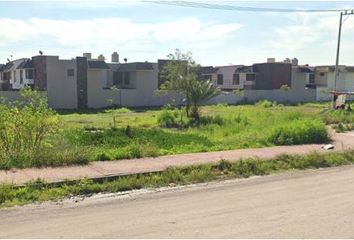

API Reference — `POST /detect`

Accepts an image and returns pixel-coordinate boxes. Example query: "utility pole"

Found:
[332,10,353,109]
[334,11,343,92]
[334,10,354,92]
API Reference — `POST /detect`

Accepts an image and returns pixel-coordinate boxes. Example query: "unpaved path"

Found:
[1,165,354,238]
[0,131,353,185]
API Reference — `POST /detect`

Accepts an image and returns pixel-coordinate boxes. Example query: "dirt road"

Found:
[1,165,354,238]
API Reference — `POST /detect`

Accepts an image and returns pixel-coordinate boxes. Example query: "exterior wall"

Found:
[46,56,78,109]
[213,65,242,90]
[0,90,47,102]
[208,88,316,105]
[32,56,47,90]
[343,72,354,92]
[316,86,331,101]
[76,57,88,108]
[87,63,182,108]
[253,63,292,90]
[0,90,23,102]
[87,69,117,108]
[314,66,354,101]
[10,69,34,89]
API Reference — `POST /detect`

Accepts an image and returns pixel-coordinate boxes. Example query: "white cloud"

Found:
[265,11,354,64]
[0,17,242,60]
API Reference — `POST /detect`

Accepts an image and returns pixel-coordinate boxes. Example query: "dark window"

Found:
[246,73,256,81]
[320,72,325,77]
[67,69,75,77]
[26,69,34,79]
[309,73,315,84]
[3,72,11,81]
[20,70,23,84]
[217,74,223,85]
[13,71,16,82]
[113,72,123,85]
[124,72,130,85]
[233,74,240,85]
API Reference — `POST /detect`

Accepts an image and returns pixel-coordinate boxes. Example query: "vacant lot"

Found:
[1,100,354,169]
[58,101,352,161]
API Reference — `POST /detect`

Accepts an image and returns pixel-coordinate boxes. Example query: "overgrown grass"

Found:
[57,104,333,162]
[320,107,354,132]
[1,150,354,208]
[0,102,351,169]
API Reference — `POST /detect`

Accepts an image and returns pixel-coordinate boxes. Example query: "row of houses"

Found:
[0,52,353,109]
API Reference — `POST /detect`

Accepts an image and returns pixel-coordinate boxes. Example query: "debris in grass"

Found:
[322,144,335,150]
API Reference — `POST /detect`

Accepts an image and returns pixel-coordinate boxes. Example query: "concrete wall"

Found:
[46,56,78,109]
[208,88,316,105]
[0,90,23,102]
[0,90,47,102]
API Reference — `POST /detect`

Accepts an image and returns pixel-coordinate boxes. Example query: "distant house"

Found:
[314,65,354,101]
[235,62,292,90]
[1,53,353,108]
[0,58,35,90]
[0,53,166,109]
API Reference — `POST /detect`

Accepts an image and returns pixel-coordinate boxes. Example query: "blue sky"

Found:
[1,1,354,66]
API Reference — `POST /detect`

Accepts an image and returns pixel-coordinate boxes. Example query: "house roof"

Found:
[235,65,253,73]
[117,62,154,71]
[298,67,313,73]
[1,62,14,71]
[345,66,354,72]
[199,66,217,75]
[1,58,30,72]
[17,59,34,69]
[87,60,110,69]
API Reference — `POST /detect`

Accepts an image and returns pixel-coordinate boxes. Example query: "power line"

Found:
[144,0,352,13]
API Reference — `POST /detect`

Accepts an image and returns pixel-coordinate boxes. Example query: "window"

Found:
[113,72,123,85]
[233,74,240,85]
[320,72,325,77]
[246,73,256,81]
[67,69,75,77]
[309,73,315,84]
[13,71,16,82]
[124,72,130,85]
[20,70,23,84]
[217,74,223,85]
[26,69,34,79]
[3,72,11,81]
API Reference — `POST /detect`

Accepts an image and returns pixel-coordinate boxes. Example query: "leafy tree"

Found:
[160,49,220,121]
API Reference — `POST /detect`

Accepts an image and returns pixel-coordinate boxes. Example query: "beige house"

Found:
[0,53,177,109]
[1,54,353,108]
[314,66,354,101]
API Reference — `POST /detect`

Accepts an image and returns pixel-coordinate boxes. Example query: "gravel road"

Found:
[1,165,354,238]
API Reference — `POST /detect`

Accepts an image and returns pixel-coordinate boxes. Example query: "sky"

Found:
[0,0,354,66]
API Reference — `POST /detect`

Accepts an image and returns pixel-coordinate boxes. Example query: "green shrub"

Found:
[95,152,111,161]
[268,119,329,145]
[256,100,277,108]
[0,88,60,169]
[199,115,224,126]
[157,108,180,128]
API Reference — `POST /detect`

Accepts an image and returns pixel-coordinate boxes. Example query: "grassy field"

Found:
[57,101,348,162]
[1,150,354,208]
[1,100,353,169]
